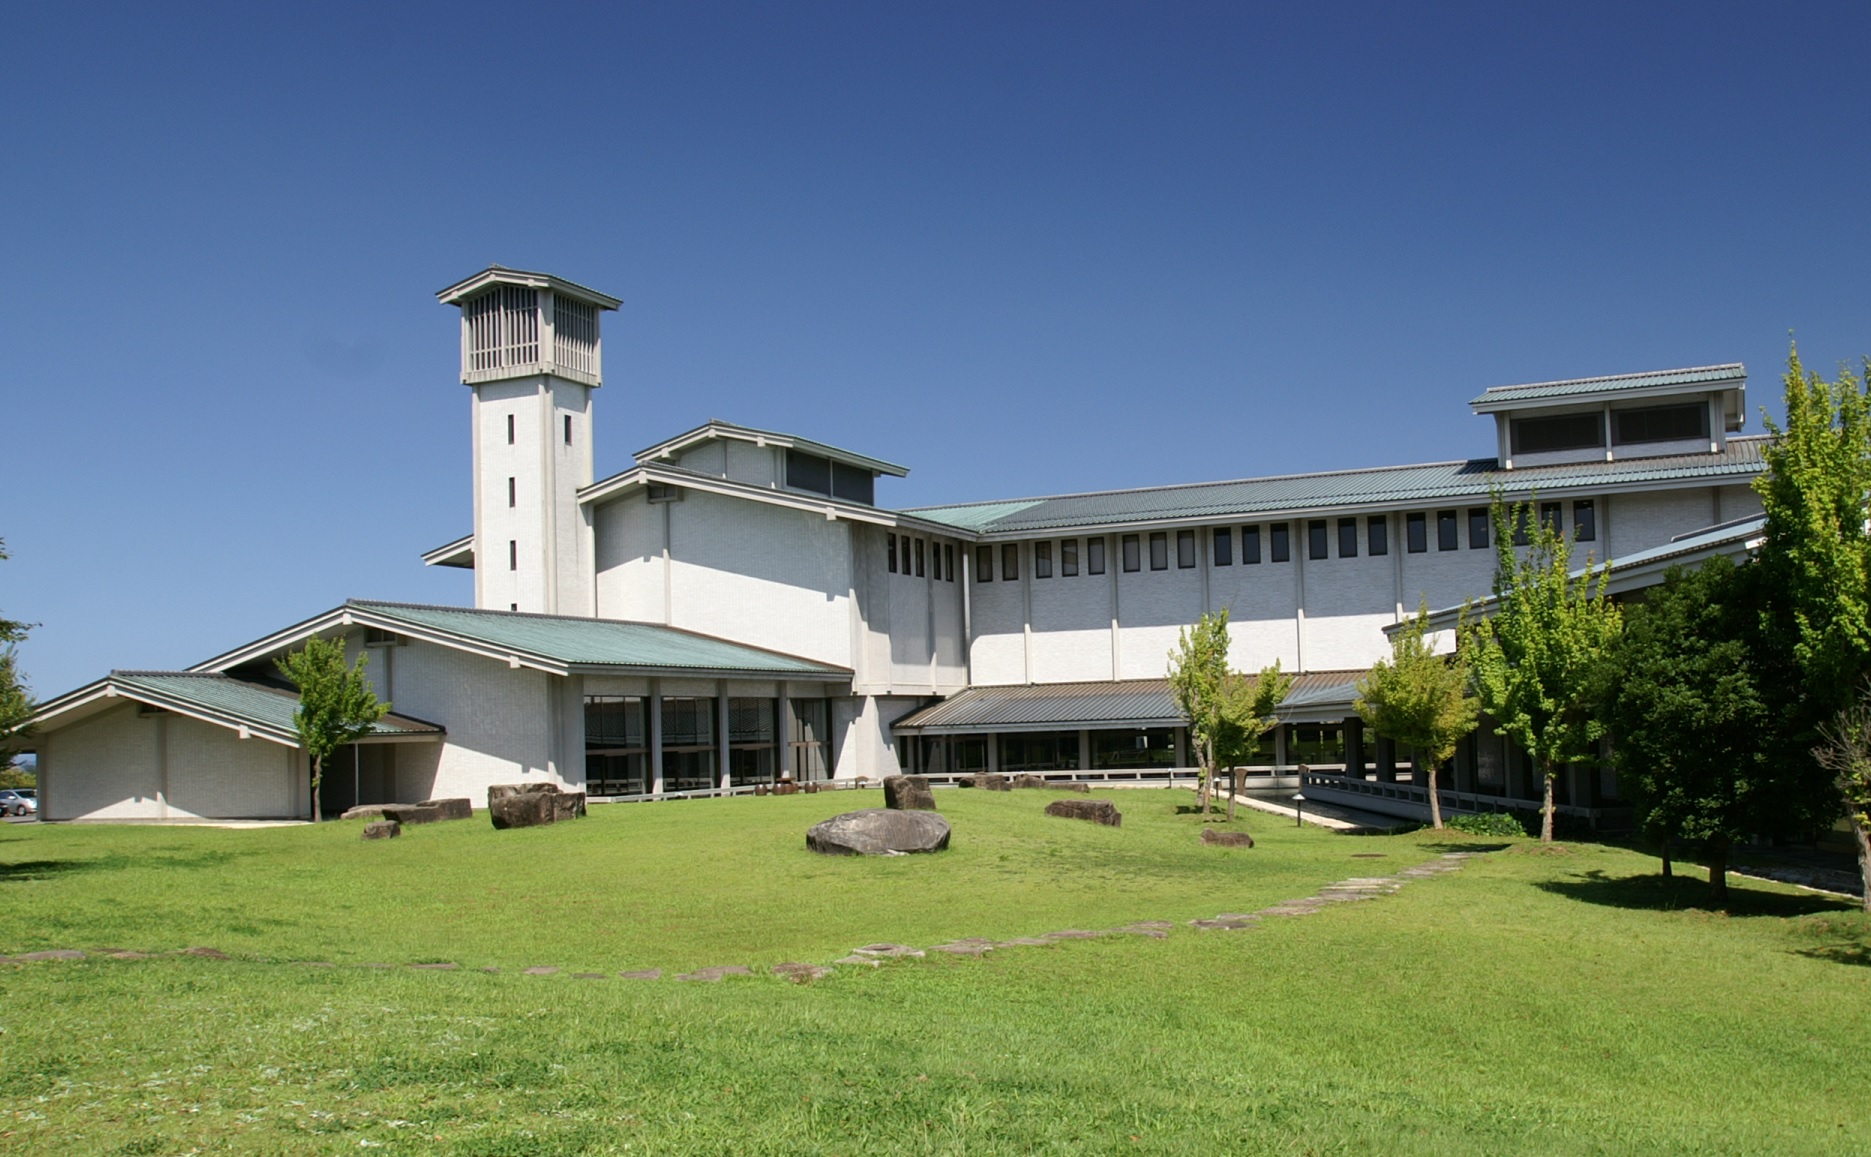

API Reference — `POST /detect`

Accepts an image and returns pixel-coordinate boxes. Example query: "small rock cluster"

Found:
[488,783,587,829]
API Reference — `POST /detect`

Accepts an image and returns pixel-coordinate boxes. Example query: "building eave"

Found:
[435,265,621,310]
[631,420,910,478]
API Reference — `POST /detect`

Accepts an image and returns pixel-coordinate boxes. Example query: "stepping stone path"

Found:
[0,852,1486,983]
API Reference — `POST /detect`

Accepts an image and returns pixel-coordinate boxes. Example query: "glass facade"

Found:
[660,697,717,792]
[585,695,650,796]
[1091,728,1175,770]
[999,731,1079,773]
[727,697,776,786]
[1287,723,1345,766]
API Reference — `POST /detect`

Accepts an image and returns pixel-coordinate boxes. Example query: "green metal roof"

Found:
[349,601,849,677]
[110,672,441,741]
[1469,363,1744,407]
[901,438,1767,537]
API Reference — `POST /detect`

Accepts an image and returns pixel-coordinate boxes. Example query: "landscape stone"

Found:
[489,784,587,829]
[9,949,85,961]
[417,797,473,821]
[852,943,925,958]
[806,809,950,856]
[931,942,993,956]
[523,966,560,976]
[1012,773,1048,789]
[1053,781,1092,793]
[340,804,391,821]
[834,955,883,967]
[1040,930,1105,941]
[179,946,229,959]
[410,962,458,970]
[619,969,662,980]
[771,962,834,981]
[676,965,754,982]
[381,803,446,826]
[969,773,1011,791]
[362,820,401,840]
[488,782,559,803]
[1200,828,1254,848]
[882,774,937,811]
[1044,798,1122,826]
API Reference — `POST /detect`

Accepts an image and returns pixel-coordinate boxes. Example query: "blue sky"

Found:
[3,1,1868,696]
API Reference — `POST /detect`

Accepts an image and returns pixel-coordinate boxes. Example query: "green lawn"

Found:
[1,788,1866,1155]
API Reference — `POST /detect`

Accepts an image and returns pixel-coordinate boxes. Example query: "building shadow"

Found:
[0,859,98,882]
[1535,869,1847,918]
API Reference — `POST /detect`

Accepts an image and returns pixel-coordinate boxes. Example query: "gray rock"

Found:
[362,820,401,840]
[676,965,753,982]
[806,809,950,856]
[340,804,391,821]
[771,962,834,981]
[417,797,473,821]
[969,773,1011,791]
[523,966,560,976]
[851,943,925,958]
[1053,781,1092,793]
[380,804,444,826]
[1200,828,1254,848]
[490,785,587,829]
[1012,773,1048,789]
[882,775,937,811]
[410,962,458,970]
[488,782,561,803]
[7,949,85,962]
[619,969,662,980]
[1044,798,1122,827]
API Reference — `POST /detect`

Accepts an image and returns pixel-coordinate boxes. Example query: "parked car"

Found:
[0,789,36,816]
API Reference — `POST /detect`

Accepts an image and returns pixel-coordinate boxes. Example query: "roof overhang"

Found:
[435,266,621,310]
[23,675,443,751]
[421,535,475,569]
[578,463,969,538]
[633,421,909,478]
[1470,365,1746,416]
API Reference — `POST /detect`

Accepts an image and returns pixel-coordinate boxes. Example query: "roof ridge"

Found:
[1480,363,1744,396]
[113,669,232,679]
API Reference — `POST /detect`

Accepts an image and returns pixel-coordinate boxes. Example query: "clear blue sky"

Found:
[3,1,1868,696]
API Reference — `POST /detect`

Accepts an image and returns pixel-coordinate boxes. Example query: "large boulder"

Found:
[341,804,391,821]
[1012,773,1049,789]
[969,773,1011,791]
[883,775,937,811]
[419,797,473,821]
[489,783,587,829]
[806,809,950,856]
[1044,799,1122,827]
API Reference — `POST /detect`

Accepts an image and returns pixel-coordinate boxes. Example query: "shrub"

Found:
[1447,811,1529,837]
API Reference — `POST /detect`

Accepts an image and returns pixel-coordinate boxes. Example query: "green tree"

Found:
[1811,694,1871,913]
[1598,558,1791,907]
[276,637,389,822]
[1355,603,1478,830]
[1214,663,1294,822]
[0,539,35,773]
[1462,494,1622,843]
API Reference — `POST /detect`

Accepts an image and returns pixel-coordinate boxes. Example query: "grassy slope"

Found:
[0,793,1867,1155]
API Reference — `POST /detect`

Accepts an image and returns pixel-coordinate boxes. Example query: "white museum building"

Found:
[25,267,1769,825]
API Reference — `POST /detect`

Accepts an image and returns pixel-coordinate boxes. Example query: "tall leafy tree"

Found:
[1169,610,1292,817]
[1356,603,1478,830]
[276,637,389,822]
[1214,663,1293,822]
[1812,696,1871,914]
[1462,494,1621,843]
[1598,558,1787,907]
[0,539,35,773]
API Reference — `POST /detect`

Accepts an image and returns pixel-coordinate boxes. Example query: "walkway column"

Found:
[1344,718,1365,780]
[1078,729,1091,772]
[776,685,793,779]
[648,683,665,794]
[717,686,732,791]
[1375,736,1396,783]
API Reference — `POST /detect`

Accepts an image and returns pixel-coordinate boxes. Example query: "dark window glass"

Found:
[1088,537,1107,575]
[1090,728,1177,770]
[1367,516,1387,556]
[509,539,518,571]
[1270,523,1290,563]
[1540,502,1563,536]
[1002,543,1020,581]
[976,544,993,582]
[1243,526,1261,564]
[1214,527,1233,566]
[1338,518,1358,558]
[915,538,926,577]
[1149,532,1169,571]
[585,695,649,796]
[564,415,572,445]
[1512,505,1532,546]
[507,414,515,445]
[1177,529,1196,568]
[1308,520,1328,560]
[1061,539,1079,576]
[1122,534,1141,572]
[945,543,956,580]
[1573,500,1596,542]
[660,697,718,793]
[508,477,516,508]
[727,698,777,786]
[1469,508,1490,549]
[785,449,832,495]
[1406,513,1427,553]
[1613,404,1708,445]
[930,541,942,581]
[1437,510,1458,551]
[1511,413,1604,455]
[831,461,875,505]
[1034,540,1053,579]
[887,535,897,573]
[900,535,910,574]
[998,730,1080,773]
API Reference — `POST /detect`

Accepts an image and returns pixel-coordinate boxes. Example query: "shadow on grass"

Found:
[0,859,100,882]
[1418,841,1512,854]
[1536,869,1847,918]
[1794,944,1871,968]
[0,850,239,882]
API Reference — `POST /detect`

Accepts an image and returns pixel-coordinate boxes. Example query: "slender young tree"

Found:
[1462,494,1622,842]
[1355,603,1478,830]
[1214,663,1293,822]
[0,539,35,774]
[1812,695,1871,913]
[1169,610,1234,815]
[276,637,389,822]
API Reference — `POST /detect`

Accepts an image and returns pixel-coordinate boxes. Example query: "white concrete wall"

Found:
[471,374,592,616]
[383,639,559,804]
[592,492,668,623]
[164,716,299,819]
[39,704,303,821]
[1209,525,1304,674]
[968,544,1027,685]
[39,703,164,820]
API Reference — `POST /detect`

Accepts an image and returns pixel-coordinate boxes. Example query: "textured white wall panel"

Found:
[40,704,162,820]
[387,640,556,803]
[164,716,296,819]
[593,496,668,623]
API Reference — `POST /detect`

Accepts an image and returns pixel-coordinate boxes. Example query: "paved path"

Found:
[0,852,1485,981]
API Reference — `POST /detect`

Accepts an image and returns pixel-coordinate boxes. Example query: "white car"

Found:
[0,789,36,816]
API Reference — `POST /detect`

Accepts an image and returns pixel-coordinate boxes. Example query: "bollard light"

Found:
[1292,792,1305,827]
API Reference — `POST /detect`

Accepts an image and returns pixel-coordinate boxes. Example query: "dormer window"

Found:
[1613,403,1708,445]
[785,449,874,505]
[1510,413,1604,455]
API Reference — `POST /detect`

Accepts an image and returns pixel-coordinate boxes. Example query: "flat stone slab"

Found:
[1044,799,1122,826]
[994,937,1054,948]
[1040,929,1106,941]
[807,810,950,856]
[834,955,883,967]
[523,966,560,976]
[619,969,662,980]
[417,797,473,821]
[340,804,392,821]
[1189,918,1255,931]
[361,820,401,840]
[3,949,86,962]
[1117,927,1168,939]
[930,943,993,956]
[676,965,754,982]
[851,943,925,958]
[1200,829,1255,848]
[178,946,229,959]
[968,773,1011,791]
[410,962,458,971]
[772,962,835,981]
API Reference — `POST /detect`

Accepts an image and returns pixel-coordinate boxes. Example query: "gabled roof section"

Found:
[633,420,909,478]
[577,462,966,537]
[421,534,474,569]
[891,672,1368,734]
[902,438,1769,537]
[1469,364,1745,412]
[435,265,621,310]
[27,672,442,749]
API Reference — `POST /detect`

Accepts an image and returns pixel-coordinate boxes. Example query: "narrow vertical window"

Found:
[915,539,926,578]
[1149,532,1168,571]
[1308,520,1328,560]
[507,414,515,445]
[1001,543,1020,581]
[1088,537,1107,575]
[508,477,516,508]
[930,542,942,581]
[1338,518,1358,558]
[976,545,993,582]
[1177,529,1196,568]
[1540,501,1563,536]
[1061,538,1079,576]
[1034,541,1053,578]
[509,540,518,571]
[1367,516,1387,556]
[564,415,573,445]
[1122,535,1141,573]
[1406,513,1427,553]
[1270,523,1290,563]
[1573,500,1596,542]
[1437,510,1459,551]
[945,543,955,581]
[1513,506,1532,546]
[888,535,898,573]
[1469,508,1491,549]
[1243,526,1261,564]
[1214,527,1233,566]
[901,535,911,571]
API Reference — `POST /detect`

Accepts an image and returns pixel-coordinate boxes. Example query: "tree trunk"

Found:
[1852,815,1871,915]
[1198,743,1212,815]
[1422,749,1444,830]
[1660,833,1672,879]
[1226,768,1241,822]
[1706,835,1729,908]
[310,755,323,824]
[1539,759,1555,843]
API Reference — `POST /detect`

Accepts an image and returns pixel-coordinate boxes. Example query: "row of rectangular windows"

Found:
[970,501,1597,582]
[886,535,956,581]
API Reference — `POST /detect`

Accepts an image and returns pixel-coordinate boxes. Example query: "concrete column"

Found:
[1175,727,1189,769]
[987,732,1001,774]
[649,682,665,794]
[776,685,793,779]
[717,685,732,791]
[1375,735,1396,783]
[1078,729,1091,772]
[1344,717,1364,780]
